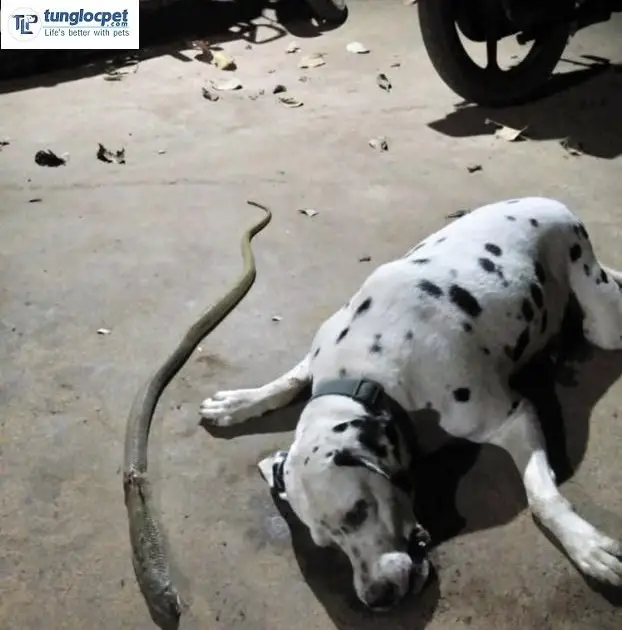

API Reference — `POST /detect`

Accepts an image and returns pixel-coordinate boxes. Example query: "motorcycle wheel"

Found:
[418,0,572,107]
[304,0,348,24]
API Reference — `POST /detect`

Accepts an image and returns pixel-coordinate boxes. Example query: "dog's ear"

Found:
[332,448,392,481]
[258,450,289,501]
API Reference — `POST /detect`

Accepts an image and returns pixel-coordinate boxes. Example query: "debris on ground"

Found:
[97,328,111,335]
[359,255,372,262]
[273,84,287,94]
[248,89,265,100]
[104,56,139,81]
[446,209,471,219]
[467,164,482,173]
[298,53,325,69]
[157,149,166,155]
[271,315,283,322]
[390,61,401,68]
[560,137,584,156]
[211,78,243,91]
[28,198,42,203]
[298,76,309,83]
[34,149,66,167]
[279,95,304,108]
[485,119,527,142]
[286,41,300,54]
[369,137,389,151]
[0,139,9,150]
[403,0,418,4]
[202,87,220,101]
[96,143,126,164]
[346,41,370,54]
[194,41,237,70]
[298,208,318,217]
[376,73,392,92]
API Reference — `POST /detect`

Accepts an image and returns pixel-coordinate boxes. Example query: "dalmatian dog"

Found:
[200,197,622,610]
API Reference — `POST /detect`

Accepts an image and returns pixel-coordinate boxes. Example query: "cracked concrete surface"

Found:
[1,1,622,629]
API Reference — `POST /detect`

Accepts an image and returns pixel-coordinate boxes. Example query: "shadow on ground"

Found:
[0,0,347,93]
[428,57,622,159]
[203,297,622,628]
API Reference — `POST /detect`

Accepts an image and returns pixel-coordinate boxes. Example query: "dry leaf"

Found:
[346,41,370,54]
[390,61,401,68]
[211,50,236,71]
[211,78,243,91]
[0,139,9,149]
[97,328,111,335]
[299,53,325,69]
[560,137,584,156]
[299,208,318,217]
[29,198,42,203]
[446,209,471,219]
[271,315,283,322]
[34,149,66,167]
[273,84,287,94]
[157,149,166,155]
[97,143,125,164]
[286,41,300,54]
[202,87,220,101]
[376,73,392,91]
[359,255,372,262]
[279,95,303,108]
[467,164,482,173]
[369,137,389,151]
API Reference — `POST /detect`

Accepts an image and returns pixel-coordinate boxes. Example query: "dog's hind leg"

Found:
[567,226,622,350]
[486,397,622,586]
[199,355,311,426]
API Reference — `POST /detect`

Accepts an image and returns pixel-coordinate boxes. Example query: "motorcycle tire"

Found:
[418,0,572,107]
[304,0,348,24]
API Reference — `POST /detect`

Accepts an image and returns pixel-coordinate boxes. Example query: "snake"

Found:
[123,201,272,630]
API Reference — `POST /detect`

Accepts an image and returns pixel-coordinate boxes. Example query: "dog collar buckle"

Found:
[311,378,385,408]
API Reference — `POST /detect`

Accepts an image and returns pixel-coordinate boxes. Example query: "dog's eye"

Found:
[341,499,371,533]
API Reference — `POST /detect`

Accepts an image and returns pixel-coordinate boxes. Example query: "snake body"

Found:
[123,201,272,629]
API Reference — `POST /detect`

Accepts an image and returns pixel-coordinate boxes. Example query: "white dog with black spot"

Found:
[200,197,622,610]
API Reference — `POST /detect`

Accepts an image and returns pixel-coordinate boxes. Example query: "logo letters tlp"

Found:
[13,13,38,35]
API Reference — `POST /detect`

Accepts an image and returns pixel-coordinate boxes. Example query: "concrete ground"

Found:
[2,1,622,628]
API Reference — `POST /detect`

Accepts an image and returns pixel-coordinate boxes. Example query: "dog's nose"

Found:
[364,581,401,611]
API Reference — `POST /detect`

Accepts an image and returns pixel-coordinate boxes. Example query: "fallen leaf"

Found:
[376,73,392,91]
[286,41,300,54]
[28,198,42,203]
[34,149,66,167]
[446,209,471,219]
[104,56,139,81]
[485,119,527,141]
[211,50,236,71]
[0,139,9,149]
[359,255,372,262]
[467,164,482,173]
[97,328,111,335]
[271,315,283,322]
[346,41,370,54]
[157,149,166,155]
[298,208,318,217]
[273,84,287,94]
[299,53,325,69]
[369,137,389,151]
[279,95,304,108]
[390,61,401,68]
[560,137,584,156]
[211,78,243,91]
[202,87,220,101]
[97,143,126,164]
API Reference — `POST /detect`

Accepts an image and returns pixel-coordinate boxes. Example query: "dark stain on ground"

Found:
[195,352,232,374]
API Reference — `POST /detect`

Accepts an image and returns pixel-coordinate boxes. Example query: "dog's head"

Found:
[258,395,430,610]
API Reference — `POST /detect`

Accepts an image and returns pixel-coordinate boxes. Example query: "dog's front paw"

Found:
[199,389,260,426]
[569,530,622,587]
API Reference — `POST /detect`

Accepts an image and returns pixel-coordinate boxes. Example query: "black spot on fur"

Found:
[326,451,334,458]
[530,283,544,309]
[313,347,320,358]
[339,367,348,378]
[507,200,519,204]
[419,280,443,298]
[573,224,582,238]
[370,333,383,354]
[356,417,389,458]
[569,244,582,262]
[482,347,491,355]
[600,269,609,284]
[449,285,482,317]
[540,309,548,334]
[583,264,591,277]
[436,237,447,245]
[506,215,516,221]
[512,328,530,362]
[312,446,319,453]
[534,262,546,284]
[336,327,349,343]
[304,457,309,465]
[354,297,373,318]
[333,422,349,433]
[453,387,471,403]
[411,258,430,264]
[405,330,414,341]
[508,400,520,415]
[479,258,496,273]
[462,322,473,333]
[484,243,502,256]
[530,218,539,228]
[342,499,370,533]
[521,299,535,323]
